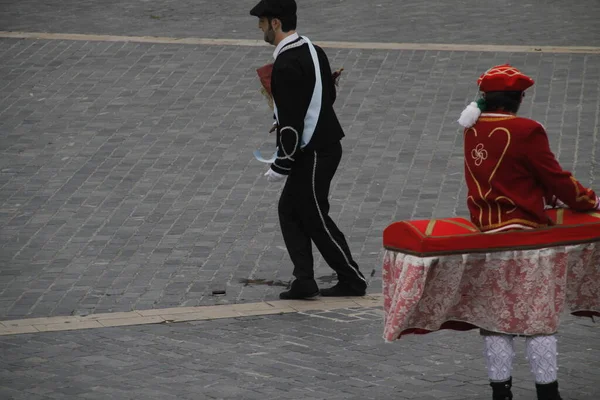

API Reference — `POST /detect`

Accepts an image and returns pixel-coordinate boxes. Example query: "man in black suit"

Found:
[250,0,367,299]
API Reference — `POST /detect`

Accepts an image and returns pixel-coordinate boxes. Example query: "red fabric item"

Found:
[477,64,535,92]
[546,208,600,225]
[256,63,274,96]
[382,243,600,340]
[464,115,598,231]
[383,210,600,257]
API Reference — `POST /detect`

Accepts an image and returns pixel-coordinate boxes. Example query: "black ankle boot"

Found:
[490,377,513,400]
[536,381,562,400]
[279,279,319,300]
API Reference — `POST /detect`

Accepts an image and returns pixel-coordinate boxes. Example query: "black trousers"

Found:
[278,141,366,287]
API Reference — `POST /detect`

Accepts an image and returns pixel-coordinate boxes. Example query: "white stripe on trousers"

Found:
[311,151,366,283]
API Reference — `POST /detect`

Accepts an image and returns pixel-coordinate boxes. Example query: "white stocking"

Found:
[526,335,558,384]
[483,334,515,382]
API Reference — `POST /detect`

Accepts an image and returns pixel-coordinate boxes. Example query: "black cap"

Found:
[250,0,297,18]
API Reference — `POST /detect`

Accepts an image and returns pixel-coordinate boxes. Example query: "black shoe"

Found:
[535,381,562,400]
[279,279,319,300]
[490,378,513,400]
[320,282,366,297]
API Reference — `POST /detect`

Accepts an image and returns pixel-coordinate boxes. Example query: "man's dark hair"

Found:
[269,14,297,32]
[483,91,523,113]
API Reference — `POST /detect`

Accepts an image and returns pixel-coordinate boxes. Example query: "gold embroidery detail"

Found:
[486,128,511,224]
[485,128,511,198]
[425,220,437,236]
[465,127,514,228]
[471,143,488,166]
[467,195,484,226]
[495,196,517,224]
[570,176,597,204]
[496,202,501,223]
[443,219,479,232]
[466,127,478,138]
[481,65,522,79]
[465,128,488,226]
[556,209,564,225]
[405,222,425,237]
[479,116,516,122]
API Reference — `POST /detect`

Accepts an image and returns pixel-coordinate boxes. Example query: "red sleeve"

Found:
[526,125,598,211]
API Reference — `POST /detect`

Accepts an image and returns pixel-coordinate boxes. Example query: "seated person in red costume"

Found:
[457,64,600,400]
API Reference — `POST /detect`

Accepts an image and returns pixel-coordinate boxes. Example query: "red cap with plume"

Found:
[477,64,534,92]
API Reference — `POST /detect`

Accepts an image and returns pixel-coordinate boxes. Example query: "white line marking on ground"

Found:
[1,31,600,54]
[0,294,383,336]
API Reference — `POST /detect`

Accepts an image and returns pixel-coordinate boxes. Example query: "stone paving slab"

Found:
[0,0,599,47]
[0,2,598,399]
[2,32,600,54]
[1,37,599,319]
[0,307,598,399]
[0,295,382,335]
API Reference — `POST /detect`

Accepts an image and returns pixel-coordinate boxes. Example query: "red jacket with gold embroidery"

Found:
[464,112,598,231]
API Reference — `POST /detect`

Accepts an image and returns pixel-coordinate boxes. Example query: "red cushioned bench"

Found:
[383,209,600,257]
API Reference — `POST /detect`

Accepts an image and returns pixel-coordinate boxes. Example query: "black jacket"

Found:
[270,37,344,175]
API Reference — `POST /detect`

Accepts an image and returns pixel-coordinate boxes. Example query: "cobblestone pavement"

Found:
[1,0,599,399]
[1,36,599,319]
[1,0,599,46]
[0,308,597,399]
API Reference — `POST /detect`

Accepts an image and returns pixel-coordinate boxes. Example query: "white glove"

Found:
[545,195,568,209]
[264,168,286,183]
[554,197,568,208]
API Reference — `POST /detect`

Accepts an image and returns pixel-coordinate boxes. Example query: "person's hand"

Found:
[595,196,600,210]
[264,168,286,183]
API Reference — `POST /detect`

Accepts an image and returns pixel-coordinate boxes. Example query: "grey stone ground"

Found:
[0,0,599,398]
[1,0,599,46]
[1,309,599,400]
[1,40,599,319]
